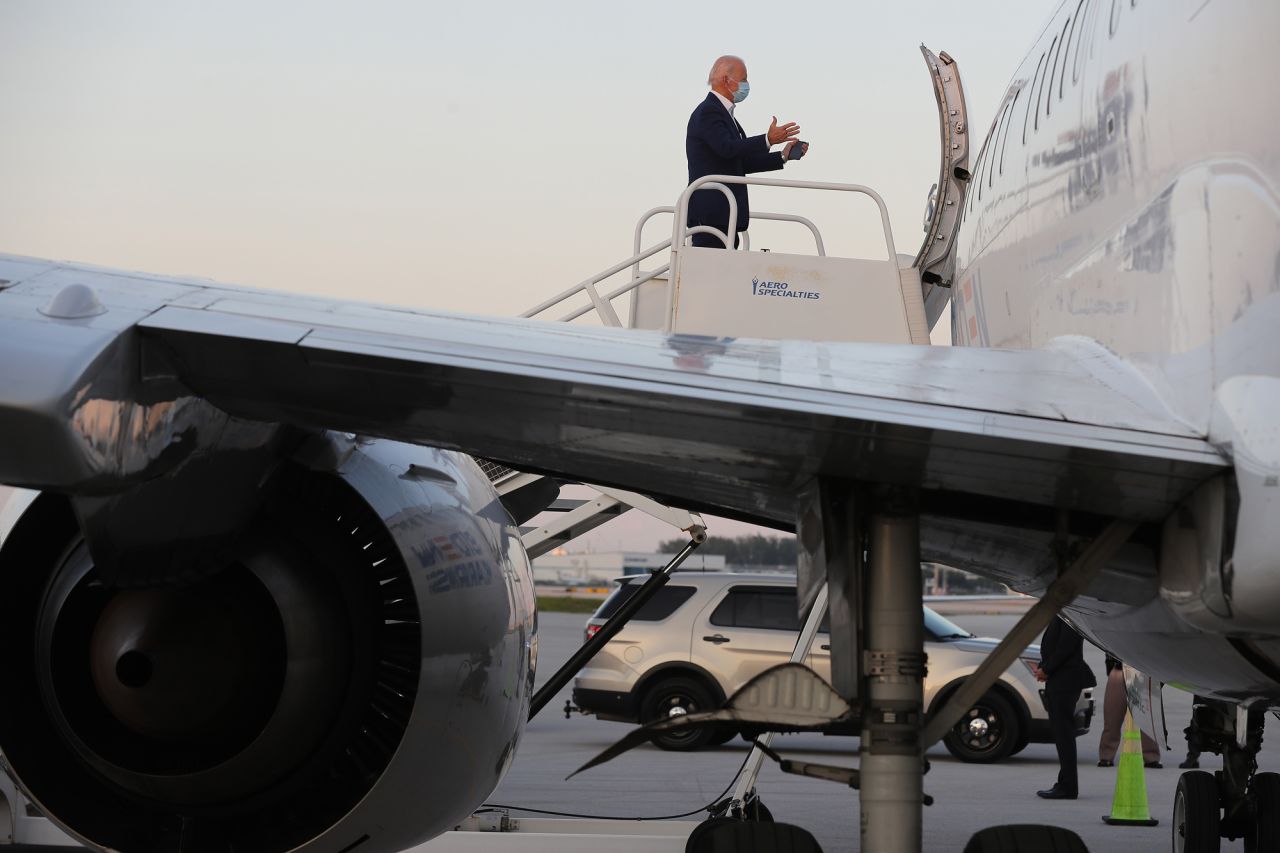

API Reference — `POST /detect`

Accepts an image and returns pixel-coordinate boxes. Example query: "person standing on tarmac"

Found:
[1097,654,1163,768]
[1180,697,1206,768]
[1032,616,1097,800]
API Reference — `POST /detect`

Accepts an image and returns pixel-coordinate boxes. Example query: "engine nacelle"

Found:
[0,433,535,852]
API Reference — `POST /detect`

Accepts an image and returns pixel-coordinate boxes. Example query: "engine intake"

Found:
[0,437,534,852]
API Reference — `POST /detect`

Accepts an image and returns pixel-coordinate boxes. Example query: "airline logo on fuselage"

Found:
[952,270,990,346]
[411,530,497,593]
[751,277,820,300]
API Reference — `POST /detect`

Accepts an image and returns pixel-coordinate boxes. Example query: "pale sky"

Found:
[0,1,1054,551]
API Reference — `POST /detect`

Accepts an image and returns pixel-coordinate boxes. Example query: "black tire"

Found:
[962,824,1088,853]
[1245,772,1280,853]
[1174,770,1220,853]
[744,797,774,822]
[708,726,738,746]
[1011,727,1032,757]
[943,690,1020,763]
[641,676,717,751]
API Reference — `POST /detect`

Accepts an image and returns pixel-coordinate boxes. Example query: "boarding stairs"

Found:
[492,173,941,564]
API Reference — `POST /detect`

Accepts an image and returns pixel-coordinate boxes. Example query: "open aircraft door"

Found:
[914,47,971,328]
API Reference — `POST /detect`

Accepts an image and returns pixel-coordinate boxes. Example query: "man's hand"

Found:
[1032,663,1048,683]
[782,140,809,161]
[768,115,800,146]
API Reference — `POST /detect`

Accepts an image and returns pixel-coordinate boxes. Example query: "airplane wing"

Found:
[0,254,1224,526]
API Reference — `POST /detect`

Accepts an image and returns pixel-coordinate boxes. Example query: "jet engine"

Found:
[0,434,536,853]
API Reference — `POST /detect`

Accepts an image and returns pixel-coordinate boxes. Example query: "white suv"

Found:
[571,573,1093,762]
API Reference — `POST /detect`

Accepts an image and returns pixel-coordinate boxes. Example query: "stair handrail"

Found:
[519,238,674,327]
[555,260,671,324]
[634,206,827,266]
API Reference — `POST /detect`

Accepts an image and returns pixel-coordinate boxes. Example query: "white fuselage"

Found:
[955,0,1280,423]
[951,0,1280,699]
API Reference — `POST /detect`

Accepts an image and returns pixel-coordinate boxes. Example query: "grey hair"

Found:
[707,55,744,85]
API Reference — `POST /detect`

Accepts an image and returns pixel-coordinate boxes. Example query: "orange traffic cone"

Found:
[1102,712,1159,826]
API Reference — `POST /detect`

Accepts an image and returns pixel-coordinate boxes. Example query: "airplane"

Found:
[0,0,1276,850]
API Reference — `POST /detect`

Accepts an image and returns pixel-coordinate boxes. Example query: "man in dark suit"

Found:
[685,55,808,249]
[1032,616,1097,799]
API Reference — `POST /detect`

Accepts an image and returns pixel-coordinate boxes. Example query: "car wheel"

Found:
[642,676,718,751]
[942,690,1019,763]
[1010,727,1031,756]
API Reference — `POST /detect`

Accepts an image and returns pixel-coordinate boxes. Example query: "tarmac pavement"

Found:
[479,610,1280,853]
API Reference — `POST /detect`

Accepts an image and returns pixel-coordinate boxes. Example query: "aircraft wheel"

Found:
[961,824,1087,852]
[642,676,716,751]
[1244,772,1280,853]
[1174,771,1220,853]
[743,796,774,822]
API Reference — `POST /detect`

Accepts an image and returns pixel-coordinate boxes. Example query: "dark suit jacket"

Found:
[1039,618,1097,694]
[685,92,785,239]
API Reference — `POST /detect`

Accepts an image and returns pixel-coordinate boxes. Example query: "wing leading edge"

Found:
[0,255,1224,525]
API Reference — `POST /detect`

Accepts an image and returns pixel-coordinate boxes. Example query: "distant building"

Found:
[923,562,1007,595]
[532,551,726,585]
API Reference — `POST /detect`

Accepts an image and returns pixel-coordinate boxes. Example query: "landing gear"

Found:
[796,481,927,853]
[1244,772,1280,853]
[1176,699,1274,852]
[1173,771,1219,853]
[963,825,1088,853]
[859,504,926,852]
[800,483,1138,853]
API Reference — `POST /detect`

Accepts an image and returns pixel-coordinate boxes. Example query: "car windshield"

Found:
[924,606,976,640]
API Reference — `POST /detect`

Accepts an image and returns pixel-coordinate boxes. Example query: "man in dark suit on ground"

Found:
[685,55,808,248]
[1032,616,1098,799]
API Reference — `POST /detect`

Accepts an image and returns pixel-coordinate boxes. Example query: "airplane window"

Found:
[1058,15,1075,101]
[1073,0,1094,84]
[974,144,986,201]
[969,143,988,210]
[1036,36,1057,130]
[1048,22,1068,115]
[1110,0,1121,36]
[999,87,1020,174]
[1023,52,1046,144]
[986,113,998,189]
[982,141,992,194]
[990,99,1012,188]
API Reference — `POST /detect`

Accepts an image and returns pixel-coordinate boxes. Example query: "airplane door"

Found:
[695,585,805,694]
[914,47,971,325]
